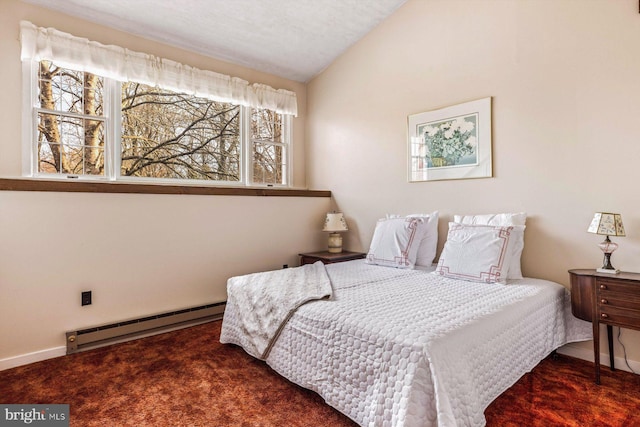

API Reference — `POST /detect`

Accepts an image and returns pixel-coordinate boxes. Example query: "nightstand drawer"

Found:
[596,279,640,328]
[597,305,640,328]
[597,292,640,310]
[596,279,640,296]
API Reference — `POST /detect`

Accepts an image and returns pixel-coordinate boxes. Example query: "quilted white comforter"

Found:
[222,261,331,359]
[220,260,591,427]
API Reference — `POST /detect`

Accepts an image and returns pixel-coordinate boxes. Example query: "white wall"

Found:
[0,0,331,367]
[307,0,640,367]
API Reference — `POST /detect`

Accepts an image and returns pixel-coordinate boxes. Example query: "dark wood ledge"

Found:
[0,178,331,197]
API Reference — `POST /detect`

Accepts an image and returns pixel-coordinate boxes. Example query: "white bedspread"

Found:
[220,261,331,359]
[220,260,591,427]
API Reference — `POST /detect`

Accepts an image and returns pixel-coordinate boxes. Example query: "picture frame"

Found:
[408,97,492,182]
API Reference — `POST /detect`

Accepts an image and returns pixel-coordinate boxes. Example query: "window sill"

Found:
[0,178,331,198]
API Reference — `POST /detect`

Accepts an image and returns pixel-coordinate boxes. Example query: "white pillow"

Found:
[435,223,514,283]
[366,217,428,269]
[387,211,439,267]
[453,212,526,226]
[453,212,526,279]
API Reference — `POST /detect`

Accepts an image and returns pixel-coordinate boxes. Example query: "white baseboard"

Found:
[0,346,66,371]
[557,343,640,374]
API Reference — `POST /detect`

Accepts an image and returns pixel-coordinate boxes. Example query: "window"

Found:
[251,108,287,185]
[20,21,297,188]
[28,60,290,186]
[120,81,242,182]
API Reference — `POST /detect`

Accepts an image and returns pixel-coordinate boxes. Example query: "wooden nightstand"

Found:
[299,251,366,265]
[569,269,640,384]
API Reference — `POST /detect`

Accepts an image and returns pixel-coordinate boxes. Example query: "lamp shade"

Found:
[323,212,348,232]
[587,212,625,237]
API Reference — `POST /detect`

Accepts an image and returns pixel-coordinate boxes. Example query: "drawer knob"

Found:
[600,284,607,290]
[601,313,609,319]
[601,299,608,304]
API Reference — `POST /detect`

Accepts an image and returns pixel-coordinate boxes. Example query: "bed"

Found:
[220,213,592,427]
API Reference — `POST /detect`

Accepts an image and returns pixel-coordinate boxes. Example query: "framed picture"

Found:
[408,97,492,182]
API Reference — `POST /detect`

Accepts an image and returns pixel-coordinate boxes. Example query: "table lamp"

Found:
[587,212,625,274]
[323,212,349,253]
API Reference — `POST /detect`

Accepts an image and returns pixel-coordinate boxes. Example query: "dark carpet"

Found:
[1,320,638,426]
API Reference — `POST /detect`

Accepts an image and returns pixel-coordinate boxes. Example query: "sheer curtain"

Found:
[20,21,298,116]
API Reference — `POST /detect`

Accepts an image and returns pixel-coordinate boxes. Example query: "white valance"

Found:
[20,21,298,116]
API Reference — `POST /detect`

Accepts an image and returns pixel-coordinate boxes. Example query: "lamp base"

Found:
[327,232,343,253]
[597,268,620,274]
[598,248,618,274]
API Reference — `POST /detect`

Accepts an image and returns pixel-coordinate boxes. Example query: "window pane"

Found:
[253,141,284,185]
[36,61,105,176]
[38,142,57,174]
[84,119,105,175]
[251,109,283,142]
[38,61,103,116]
[36,113,105,176]
[251,108,286,185]
[120,82,241,181]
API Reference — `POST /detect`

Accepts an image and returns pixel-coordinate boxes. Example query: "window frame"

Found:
[21,60,292,188]
[245,110,292,187]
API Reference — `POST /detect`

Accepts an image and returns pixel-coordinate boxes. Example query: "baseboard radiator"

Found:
[65,302,225,354]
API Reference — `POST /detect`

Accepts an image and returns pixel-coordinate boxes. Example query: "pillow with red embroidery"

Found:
[453,213,526,279]
[387,211,439,267]
[434,223,513,283]
[366,217,428,269]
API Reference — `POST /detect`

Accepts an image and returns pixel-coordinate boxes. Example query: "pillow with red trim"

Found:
[366,217,428,269]
[387,211,439,267]
[453,213,526,279]
[434,223,513,283]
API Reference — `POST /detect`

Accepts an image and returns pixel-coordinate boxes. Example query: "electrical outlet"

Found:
[81,291,92,306]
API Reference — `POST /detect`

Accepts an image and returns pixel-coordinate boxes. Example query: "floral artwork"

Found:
[418,114,478,168]
[408,97,492,182]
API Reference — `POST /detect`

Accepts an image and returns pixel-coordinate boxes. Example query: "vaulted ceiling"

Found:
[22,0,408,82]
